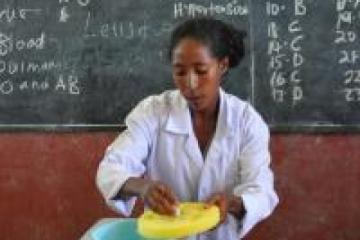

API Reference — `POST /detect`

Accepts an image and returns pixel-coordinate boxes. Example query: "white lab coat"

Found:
[96,89,278,240]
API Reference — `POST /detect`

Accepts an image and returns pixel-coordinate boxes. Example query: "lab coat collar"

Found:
[164,88,235,138]
[217,88,235,139]
[164,90,192,134]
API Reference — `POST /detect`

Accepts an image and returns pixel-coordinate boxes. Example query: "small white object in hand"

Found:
[175,207,181,216]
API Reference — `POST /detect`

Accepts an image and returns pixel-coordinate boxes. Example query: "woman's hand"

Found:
[205,192,245,225]
[119,177,178,216]
[204,193,229,224]
[141,181,179,216]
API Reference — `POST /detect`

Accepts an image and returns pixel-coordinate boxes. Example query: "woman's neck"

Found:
[190,97,220,157]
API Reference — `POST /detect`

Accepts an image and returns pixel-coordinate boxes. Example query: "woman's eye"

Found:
[175,71,186,76]
[196,69,207,75]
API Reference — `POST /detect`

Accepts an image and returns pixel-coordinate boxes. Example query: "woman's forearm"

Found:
[114,177,150,199]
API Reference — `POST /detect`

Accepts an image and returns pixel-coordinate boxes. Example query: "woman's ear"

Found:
[219,57,229,75]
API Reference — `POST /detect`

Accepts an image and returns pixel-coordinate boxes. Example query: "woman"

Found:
[96,18,278,239]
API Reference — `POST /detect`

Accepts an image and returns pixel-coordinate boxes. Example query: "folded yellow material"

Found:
[138,202,220,239]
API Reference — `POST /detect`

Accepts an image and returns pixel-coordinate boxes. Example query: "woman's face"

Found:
[172,38,228,113]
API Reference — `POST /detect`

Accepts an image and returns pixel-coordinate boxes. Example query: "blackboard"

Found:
[252,0,360,132]
[0,0,359,132]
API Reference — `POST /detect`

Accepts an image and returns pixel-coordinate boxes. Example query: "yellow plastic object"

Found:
[138,202,220,239]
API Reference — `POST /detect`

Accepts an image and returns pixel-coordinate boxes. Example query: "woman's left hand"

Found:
[205,192,245,225]
[204,192,229,224]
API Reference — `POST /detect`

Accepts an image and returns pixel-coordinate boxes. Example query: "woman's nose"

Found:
[187,72,198,90]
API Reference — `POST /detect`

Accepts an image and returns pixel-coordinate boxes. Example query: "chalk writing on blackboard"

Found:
[266,0,306,105]
[336,2,360,102]
[173,1,248,19]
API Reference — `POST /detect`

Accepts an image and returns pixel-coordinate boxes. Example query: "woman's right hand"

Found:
[141,180,179,216]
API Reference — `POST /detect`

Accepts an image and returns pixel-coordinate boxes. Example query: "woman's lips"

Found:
[186,96,202,103]
[187,96,201,101]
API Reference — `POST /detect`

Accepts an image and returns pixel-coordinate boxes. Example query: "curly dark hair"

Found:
[168,17,247,69]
